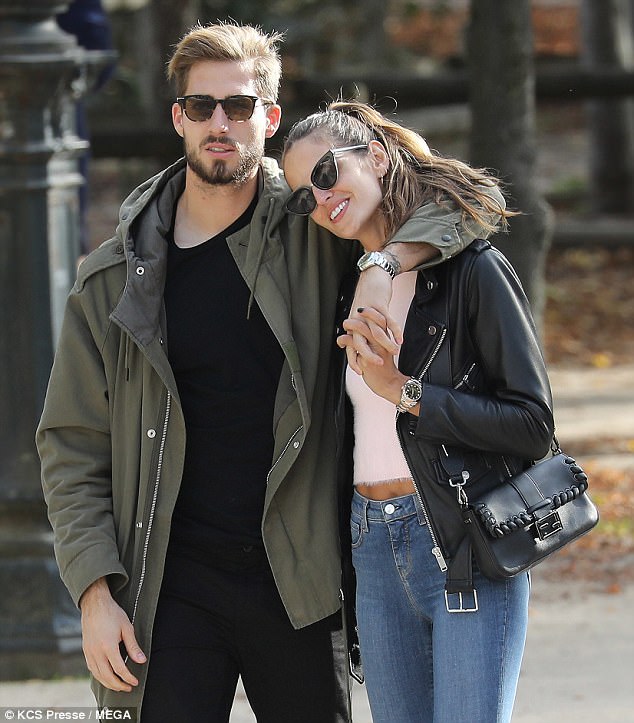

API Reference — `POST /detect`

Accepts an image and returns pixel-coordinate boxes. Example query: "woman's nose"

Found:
[312,186,333,205]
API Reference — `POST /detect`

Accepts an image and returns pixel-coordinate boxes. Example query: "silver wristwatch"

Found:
[397,377,422,413]
[357,251,397,279]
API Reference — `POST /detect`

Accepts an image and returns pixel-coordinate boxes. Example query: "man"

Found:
[37,22,482,722]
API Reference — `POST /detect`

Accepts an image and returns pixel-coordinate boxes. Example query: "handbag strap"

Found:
[444,535,474,595]
[421,299,478,599]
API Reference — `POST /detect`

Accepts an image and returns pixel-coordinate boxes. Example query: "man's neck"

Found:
[174,168,259,248]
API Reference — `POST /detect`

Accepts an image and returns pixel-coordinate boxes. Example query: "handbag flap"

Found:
[473,453,589,538]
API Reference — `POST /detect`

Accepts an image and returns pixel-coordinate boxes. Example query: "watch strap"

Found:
[357,251,397,279]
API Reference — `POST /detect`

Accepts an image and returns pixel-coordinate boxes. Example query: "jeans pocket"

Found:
[350,518,364,548]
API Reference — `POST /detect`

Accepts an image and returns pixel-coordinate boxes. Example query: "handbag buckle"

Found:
[444,589,478,613]
[533,510,563,541]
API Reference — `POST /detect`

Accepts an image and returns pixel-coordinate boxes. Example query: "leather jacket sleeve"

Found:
[412,246,554,462]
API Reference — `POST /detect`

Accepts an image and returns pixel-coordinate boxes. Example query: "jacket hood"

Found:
[76,155,292,345]
[117,155,291,258]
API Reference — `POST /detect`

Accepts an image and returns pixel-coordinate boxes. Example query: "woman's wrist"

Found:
[384,372,410,406]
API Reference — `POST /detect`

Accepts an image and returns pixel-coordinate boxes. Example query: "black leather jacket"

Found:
[336,240,554,664]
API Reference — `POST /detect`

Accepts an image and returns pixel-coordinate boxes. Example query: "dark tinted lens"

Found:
[224,96,257,121]
[185,97,216,121]
[311,152,338,190]
[286,187,316,215]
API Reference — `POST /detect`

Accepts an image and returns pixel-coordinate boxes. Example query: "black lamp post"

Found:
[0,0,97,678]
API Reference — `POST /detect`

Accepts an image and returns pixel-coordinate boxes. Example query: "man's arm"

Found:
[36,288,144,691]
[346,249,428,374]
[347,192,505,372]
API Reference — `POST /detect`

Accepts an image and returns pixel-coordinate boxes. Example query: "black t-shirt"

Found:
[164,196,285,557]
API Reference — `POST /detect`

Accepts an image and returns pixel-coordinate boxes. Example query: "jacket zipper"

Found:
[131,391,172,624]
[453,362,476,390]
[266,425,304,484]
[397,327,449,572]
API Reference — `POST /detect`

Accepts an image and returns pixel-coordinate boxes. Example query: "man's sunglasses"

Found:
[285,144,369,215]
[176,94,273,122]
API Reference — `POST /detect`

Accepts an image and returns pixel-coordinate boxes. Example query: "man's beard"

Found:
[185,135,263,187]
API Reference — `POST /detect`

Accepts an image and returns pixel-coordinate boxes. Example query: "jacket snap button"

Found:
[136,521,142,529]
[441,233,452,242]
[428,325,437,335]
[384,503,396,514]
[147,429,156,438]
[136,266,145,276]
[427,280,434,291]
[293,440,300,449]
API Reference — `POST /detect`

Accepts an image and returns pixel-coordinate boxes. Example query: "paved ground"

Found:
[1,364,633,721]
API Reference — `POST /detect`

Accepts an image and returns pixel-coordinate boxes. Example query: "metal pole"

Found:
[0,0,89,678]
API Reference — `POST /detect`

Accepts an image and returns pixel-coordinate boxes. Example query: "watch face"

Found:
[404,379,422,402]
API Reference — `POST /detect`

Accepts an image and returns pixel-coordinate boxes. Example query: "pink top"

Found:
[346,270,418,486]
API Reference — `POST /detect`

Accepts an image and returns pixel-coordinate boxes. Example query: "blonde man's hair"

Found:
[167,21,284,100]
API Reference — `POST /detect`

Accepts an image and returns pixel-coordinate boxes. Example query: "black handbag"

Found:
[460,440,599,580]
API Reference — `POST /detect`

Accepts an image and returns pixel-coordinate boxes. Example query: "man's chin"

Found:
[188,158,235,186]
[185,145,262,188]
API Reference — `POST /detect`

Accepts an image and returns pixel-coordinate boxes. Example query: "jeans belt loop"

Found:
[361,495,370,532]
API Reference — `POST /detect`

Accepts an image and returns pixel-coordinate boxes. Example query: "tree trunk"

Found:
[581,0,634,213]
[134,0,197,126]
[466,0,554,328]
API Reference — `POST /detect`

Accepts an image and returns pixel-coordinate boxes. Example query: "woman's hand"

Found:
[338,311,409,406]
[346,267,402,374]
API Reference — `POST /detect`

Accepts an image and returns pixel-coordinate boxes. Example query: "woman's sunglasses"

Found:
[285,144,369,215]
[177,94,273,122]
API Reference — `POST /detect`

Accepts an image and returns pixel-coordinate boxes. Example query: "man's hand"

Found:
[346,267,402,374]
[346,240,441,373]
[80,578,146,692]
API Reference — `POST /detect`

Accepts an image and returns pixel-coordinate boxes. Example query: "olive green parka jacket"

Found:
[36,155,488,710]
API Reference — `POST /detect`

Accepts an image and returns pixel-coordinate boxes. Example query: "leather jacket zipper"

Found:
[396,327,449,572]
[131,391,171,623]
[453,362,476,390]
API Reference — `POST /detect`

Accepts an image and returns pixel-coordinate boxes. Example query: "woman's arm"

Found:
[343,247,554,462]
[413,248,554,460]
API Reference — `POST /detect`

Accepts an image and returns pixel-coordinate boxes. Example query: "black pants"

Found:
[141,548,350,722]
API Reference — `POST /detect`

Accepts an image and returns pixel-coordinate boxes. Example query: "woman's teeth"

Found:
[330,200,348,220]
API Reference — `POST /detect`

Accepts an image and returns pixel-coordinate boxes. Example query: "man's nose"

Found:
[207,102,229,132]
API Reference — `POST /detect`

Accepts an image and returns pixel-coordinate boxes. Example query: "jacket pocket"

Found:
[453,360,483,392]
[432,446,498,490]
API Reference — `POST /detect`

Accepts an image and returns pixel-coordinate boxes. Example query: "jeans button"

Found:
[384,503,396,514]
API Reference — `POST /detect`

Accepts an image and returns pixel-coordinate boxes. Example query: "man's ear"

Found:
[368,139,389,178]
[172,102,184,138]
[265,104,282,138]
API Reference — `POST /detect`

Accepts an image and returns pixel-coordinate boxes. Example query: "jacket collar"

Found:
[110,156,289,348]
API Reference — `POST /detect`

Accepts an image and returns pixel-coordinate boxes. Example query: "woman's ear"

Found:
[368,139,389,178]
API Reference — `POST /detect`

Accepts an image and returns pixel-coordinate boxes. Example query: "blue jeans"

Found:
[351,490,530,723]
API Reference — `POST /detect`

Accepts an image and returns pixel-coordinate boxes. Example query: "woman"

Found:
[282,101,554,723]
